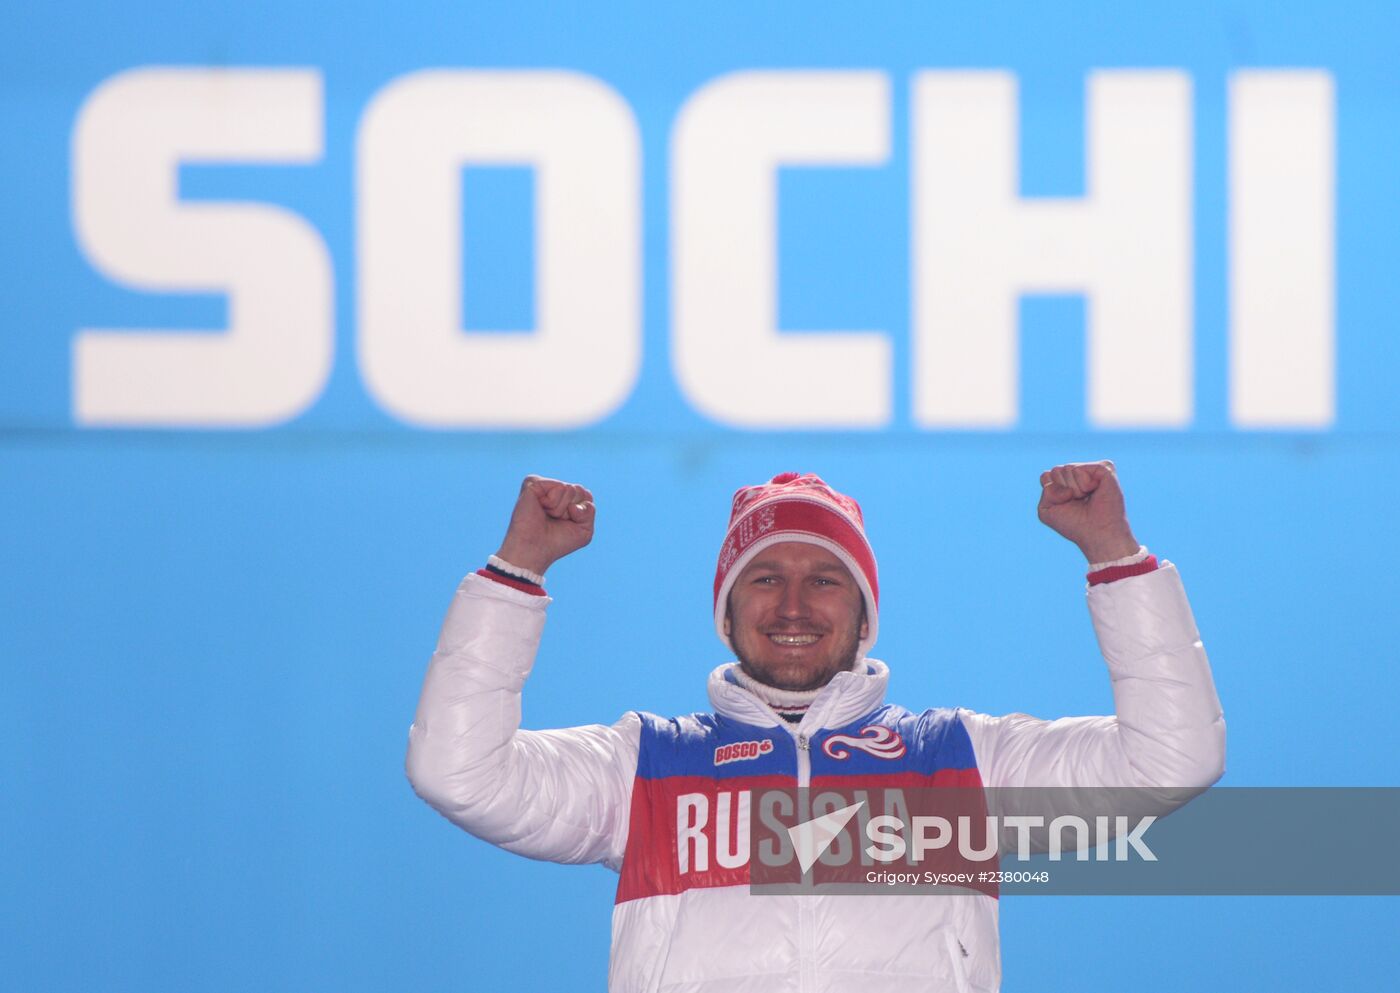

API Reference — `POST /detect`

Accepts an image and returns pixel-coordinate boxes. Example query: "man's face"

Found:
[724,541,868,692]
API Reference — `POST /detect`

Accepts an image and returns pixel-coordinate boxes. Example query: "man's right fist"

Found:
[494,476,595,576]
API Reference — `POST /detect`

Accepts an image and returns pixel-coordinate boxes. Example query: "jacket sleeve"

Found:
[960,562,1226,789]
[404,573,640,869]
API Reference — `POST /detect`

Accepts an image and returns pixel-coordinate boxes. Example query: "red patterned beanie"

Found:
[713,472,879,658]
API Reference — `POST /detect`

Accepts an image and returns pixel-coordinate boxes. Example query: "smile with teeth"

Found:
[768,633,821,646]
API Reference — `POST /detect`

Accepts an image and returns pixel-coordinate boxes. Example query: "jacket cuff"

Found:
[426,573,551,686]
[1086,562,1197,665]
[1087,553,1159,586]
[476,567,547,597]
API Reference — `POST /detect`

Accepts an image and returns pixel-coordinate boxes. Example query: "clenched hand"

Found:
[1037,461,1140,564]
[494,475,596,576]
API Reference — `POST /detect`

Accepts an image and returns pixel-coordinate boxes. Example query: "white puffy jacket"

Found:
[406,563,1224,993]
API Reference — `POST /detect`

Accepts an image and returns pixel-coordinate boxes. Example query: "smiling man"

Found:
[723,541,867,694]
[406,468,1226,993]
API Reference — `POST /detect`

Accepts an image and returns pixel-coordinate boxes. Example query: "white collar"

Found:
[706,658,890,732]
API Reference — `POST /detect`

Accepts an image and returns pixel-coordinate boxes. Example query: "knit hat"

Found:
[713,472,879,659]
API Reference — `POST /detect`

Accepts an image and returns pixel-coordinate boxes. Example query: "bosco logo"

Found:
[714,739,774,766]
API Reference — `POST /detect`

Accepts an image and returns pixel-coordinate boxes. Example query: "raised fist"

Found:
[1036,461,1140,564]
[494,476,596,576]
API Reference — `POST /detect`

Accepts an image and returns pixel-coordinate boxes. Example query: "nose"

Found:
[776,581,810,620]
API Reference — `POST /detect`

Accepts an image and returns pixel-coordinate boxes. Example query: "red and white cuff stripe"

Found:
[1086,545,1159,586]
[477,555,547,596]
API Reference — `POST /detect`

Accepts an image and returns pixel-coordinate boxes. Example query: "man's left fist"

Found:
[1037,461,1140,564]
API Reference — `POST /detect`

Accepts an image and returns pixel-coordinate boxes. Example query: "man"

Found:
[406,465,1225,993]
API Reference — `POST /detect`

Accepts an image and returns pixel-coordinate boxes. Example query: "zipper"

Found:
[798,892,816,993]
[793,728,815,993]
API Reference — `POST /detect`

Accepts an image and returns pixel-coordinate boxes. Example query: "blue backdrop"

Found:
[4,1,1398,990]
